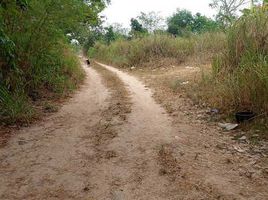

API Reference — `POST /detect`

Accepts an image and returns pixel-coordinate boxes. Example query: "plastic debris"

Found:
[218,123,239,131]
[181,81,189,85]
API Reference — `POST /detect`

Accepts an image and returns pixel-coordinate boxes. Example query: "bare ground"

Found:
[0,60,267,200]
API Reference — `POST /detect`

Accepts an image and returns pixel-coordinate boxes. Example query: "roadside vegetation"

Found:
[89,0,268,131]
[0,0,108,124]
[91,32,226,68]
[199,7,268,116]
[89,7,226,67]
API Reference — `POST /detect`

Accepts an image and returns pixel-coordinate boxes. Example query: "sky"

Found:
[101,0,218,28]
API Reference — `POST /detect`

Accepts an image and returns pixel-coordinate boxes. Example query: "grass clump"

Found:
[0,86,34,124]
[199,8,268,117]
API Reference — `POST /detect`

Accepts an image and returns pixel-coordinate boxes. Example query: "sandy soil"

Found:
[0,60,267,200]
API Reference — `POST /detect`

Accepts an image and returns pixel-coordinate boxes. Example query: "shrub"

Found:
[0,1,89,124]
[201,8,268,115]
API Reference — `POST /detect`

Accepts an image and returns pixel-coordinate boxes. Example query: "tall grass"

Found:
[90,32,226,67]
[26,43,85,94]
[200,8,268,115]
[0,86,34,124]
[0,43,85,125]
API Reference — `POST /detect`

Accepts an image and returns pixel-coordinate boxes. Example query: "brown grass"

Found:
[90,32,226,68]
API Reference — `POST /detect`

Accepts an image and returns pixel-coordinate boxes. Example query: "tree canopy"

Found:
[167,9,220,36]
[130,18,148,38]
[209,0,263,27]
[137,11,165,33]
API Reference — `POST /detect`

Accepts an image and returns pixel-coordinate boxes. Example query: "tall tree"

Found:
[130,18,148,38]
[167,9,194,36]
[209,0,260,27]
[167,9,220,35]
[104,26,116,44]
[192,13,220,33]
[137,11,165,33]
[110,23,129,37]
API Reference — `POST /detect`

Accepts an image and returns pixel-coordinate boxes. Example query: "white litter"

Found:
[181,81,189,85]
[218,123,239,131]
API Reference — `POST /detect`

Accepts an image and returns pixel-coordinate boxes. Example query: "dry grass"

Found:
[90,8,268,136]
[195,9,268,127]
[90,32,226,68]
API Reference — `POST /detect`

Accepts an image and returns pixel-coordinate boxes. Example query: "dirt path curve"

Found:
[0,58,175,200]
[0,59,267,200]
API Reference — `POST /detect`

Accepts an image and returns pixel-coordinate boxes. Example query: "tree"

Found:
[130,18,148,38]
[167,9,221,36]
[209,0,261,27]
[192,13,220,33]
[137,11,165,33]
[104,26,116,44]
[110,23,129,37]
[167,9,194,36]
[130,18,145,32]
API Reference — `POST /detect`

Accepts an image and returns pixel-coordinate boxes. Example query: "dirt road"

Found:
[0,60,267,200]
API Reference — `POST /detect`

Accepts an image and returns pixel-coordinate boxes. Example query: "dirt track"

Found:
[0,59,267,200]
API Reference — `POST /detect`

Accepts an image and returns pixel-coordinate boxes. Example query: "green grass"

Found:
[0,44,85,125]
[0,86,34,125]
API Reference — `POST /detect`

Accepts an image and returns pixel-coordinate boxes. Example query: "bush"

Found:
[0,1,88,124]
[200,8,268,115]
[0,42,85,124]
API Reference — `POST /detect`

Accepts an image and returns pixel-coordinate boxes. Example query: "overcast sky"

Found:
[101,0,218,28]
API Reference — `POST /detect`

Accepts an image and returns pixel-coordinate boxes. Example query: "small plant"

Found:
[43,102,59,113]
[0,86,34,124]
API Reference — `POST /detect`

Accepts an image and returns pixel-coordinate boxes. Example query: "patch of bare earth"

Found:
[86,63,132,161]
[124,63,268,199]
